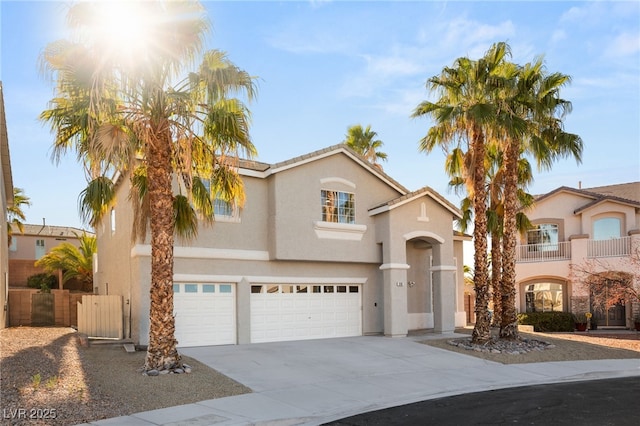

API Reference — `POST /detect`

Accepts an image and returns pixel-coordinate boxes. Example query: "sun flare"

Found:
[80,1,159,67]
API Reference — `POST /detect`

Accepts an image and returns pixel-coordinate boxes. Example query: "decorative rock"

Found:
[182,363,191,369]
[447,337,553,354]
[159,369,170,375]
[146,369,159,376]
[184,367,192,374]
[174,368,184,374]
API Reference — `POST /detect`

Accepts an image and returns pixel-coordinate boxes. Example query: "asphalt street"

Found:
[324,376,640,426]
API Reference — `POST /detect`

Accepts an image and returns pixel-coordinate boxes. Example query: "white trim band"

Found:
[431,265,457,272]
[173,274,368,284]
[131,244,270,261]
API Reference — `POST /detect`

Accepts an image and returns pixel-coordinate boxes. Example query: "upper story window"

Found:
[35,239,45,260]
[527,224,558,250]
[213,198,234,217]
[9,237,17,252]
[321,190,355,224]
[110,208,116,234]
[202,178,236,219]
[593,217,621,240]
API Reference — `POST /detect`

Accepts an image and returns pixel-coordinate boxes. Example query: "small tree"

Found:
[571,245,640,320]
[7,187,31,245]
[34,233,96,292]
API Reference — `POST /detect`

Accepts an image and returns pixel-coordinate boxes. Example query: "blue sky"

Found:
[1,0,639,231]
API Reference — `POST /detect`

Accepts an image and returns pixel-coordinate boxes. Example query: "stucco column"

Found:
[380,263,409,337]
[431,241,456,333]
[237,277,251,344]
[431,266,456,333]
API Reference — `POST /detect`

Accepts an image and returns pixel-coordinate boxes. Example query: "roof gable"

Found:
[533,182,640,214]
[369,186,462,219]
[239,144,409,195]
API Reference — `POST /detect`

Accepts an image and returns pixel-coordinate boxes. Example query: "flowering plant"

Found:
[574,312,591,323]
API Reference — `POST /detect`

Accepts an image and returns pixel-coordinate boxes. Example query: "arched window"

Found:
[524,282,564,312]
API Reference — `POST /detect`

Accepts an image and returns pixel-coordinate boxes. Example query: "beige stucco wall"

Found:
[269,154,401,262]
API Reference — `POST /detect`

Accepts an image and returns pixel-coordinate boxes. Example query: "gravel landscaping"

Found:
[1,326,639,425]
[0,327,250,425]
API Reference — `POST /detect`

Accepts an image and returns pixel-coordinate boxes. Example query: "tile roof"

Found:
[581,182,640,203]
[17,224,93,237]
[533,182,640,213]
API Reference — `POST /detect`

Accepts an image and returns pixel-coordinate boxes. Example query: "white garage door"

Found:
[173,283,236,347]
[250,284,362,343]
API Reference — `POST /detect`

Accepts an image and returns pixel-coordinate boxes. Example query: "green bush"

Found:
[27,273,58,291]
[517,312,575,332]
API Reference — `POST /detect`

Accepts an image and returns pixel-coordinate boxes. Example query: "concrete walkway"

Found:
[86,333,640,425]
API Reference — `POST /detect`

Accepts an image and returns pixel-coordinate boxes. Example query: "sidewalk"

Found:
[84,333,640,425]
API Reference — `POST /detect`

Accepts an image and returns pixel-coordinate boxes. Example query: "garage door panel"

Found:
[250,283,362,343]
[174,283,236,348]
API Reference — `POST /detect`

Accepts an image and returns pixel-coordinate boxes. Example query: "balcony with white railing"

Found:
[587,236,631,258]
[516,241,571,263]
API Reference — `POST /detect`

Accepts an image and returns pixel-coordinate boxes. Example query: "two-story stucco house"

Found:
[515,182,640,328]
[1,82,15,329]
[94,144,469,347]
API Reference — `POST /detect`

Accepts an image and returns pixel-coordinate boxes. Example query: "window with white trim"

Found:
[202,178,236,218]
[321,190,355,224]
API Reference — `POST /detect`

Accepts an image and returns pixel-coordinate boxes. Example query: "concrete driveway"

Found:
[90,333,640,425]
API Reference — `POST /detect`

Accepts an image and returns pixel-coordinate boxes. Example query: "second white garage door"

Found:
[173,283,236,347]
[250,284,362,343]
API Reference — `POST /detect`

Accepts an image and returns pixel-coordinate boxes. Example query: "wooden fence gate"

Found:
[77,295,123,339]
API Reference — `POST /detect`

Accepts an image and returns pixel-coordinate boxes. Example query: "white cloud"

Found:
[604,32,640,58]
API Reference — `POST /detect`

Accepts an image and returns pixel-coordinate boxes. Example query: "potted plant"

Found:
[573,312,590,332]
[633,314,640,332]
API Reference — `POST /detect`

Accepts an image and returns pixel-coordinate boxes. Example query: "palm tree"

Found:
[40,1,257,371]
[7,187,31,245]
[342,124,388,169]
[498,58,582,340]
[35,232,96,291]
[447,144,534,328]
[413,42,515,344]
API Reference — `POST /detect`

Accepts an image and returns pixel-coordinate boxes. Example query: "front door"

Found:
[593,301,626,327]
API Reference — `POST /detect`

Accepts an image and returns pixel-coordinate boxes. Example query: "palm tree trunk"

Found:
[144,121,181,371]
[490,232,502,327]
[499,139,520,340]
[470,125,491,344]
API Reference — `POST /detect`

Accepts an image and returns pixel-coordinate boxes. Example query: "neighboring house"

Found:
[515,182,640,327]
[95,144,469,347]
[1,82,15,329]
[8,223,91,290]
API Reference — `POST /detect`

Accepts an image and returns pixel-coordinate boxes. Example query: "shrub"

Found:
[27,273,58,291]
[517,312,575,332]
